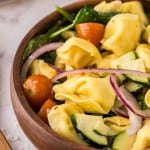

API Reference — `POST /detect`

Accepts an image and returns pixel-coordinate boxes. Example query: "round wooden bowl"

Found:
[10,0,150,150]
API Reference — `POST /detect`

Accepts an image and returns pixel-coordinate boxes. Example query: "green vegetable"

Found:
[39,50,56,64]
[23,6,121,61]
[23,34,49,61]
[55,5,74,22]
[137,94,149,110]
[23,20,64,61]
[97,11,121,24]
[50,6,120,38]
[111,51,136,69]
[146,13,150,23]
[71,113,108,146]
[93,117,117,136]
[124,81,144,92]
[112,131,136,150]
[118,59,149,84]
[73,6,99,24]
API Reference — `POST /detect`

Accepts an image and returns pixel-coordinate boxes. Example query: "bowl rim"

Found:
[10,0,149,149]
[10,0,103,150]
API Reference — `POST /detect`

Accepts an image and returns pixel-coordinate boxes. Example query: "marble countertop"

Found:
[0,0,77,149]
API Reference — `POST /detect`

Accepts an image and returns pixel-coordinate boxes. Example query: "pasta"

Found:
[47,102,87,145]
[53,75,116,114]
[94,0,122,12]
[23,0,150,149]
[101,13,141,56]
[132,119,150,150]
[29,59,57,78]
[135,44,150,72]
[104,116,130,132]
[99,54,117,68]
[118,1,148,29]
[55,37,102,69]
[143,25,150,44]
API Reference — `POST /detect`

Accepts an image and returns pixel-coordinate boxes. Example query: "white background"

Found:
[0,0,77,149]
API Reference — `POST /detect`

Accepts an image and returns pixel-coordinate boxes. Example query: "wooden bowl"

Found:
[10,0,150,150]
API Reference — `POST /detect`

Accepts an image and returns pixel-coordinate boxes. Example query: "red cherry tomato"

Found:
[38,98,57,123]
[23,74,53,110]
[76,22,105,47]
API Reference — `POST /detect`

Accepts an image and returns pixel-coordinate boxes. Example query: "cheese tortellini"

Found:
[101,13,141,56]
[94,0,148,30]
[94,0,122,12]
[53,75,116,114]
[55,37,102,69]
[104,116,130,132]
[29,59,57,78]
[99,54,117,68]
[143,25,150,44]
[132,119,150,150]
[118,1,149,29]
[136,44,150,72]
[47,102,87,145]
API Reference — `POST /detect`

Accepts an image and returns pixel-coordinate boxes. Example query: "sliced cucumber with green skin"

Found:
[112,131,136,150]
[119,59,149,84]
[117,75,126,83]
[71,114,108,146]
[124,81,144,92]
[93,116,117,136]
[110,51,136,69]
[110,51,136,83]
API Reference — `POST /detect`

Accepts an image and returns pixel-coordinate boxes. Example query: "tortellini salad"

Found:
[22,0,150,149]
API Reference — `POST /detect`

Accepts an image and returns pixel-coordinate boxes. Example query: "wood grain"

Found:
[0,131,12,150]
[10,0,150,150]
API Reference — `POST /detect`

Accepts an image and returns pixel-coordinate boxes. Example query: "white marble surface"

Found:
[0,0,77,149]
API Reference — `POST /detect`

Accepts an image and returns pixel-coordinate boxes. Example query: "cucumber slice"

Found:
[110,51,136,83]
[94,117,117,136]
[110,51,136,69]
[119,59,149,84]
[112,131,136,150]
[117,74,126,83]
[71,114,108,146]
[135,44,150,72]
[124,81,144,92]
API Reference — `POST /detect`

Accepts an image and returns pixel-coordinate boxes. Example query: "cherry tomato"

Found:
[38,98,57,123]
[23,74,53,110]
[76,22,105,47]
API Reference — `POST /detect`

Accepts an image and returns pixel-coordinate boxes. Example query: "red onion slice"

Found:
[51,68,150,82]
[48,64,64,73]
[21,42,63,81]
[111,107,128,118]
[110,74,150,118]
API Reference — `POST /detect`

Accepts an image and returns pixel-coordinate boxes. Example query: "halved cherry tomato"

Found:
[23,74,53,110]
[75,22,105,47]
[38,98,57,123]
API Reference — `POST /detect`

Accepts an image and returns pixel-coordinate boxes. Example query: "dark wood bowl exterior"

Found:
[10,0,150,150]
